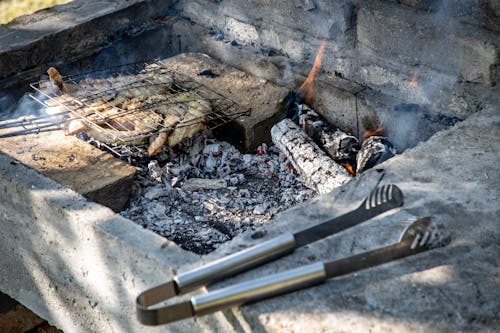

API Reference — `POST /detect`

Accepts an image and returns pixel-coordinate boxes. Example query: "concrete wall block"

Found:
[313,80,358,135]
[357,62,472,119]
[225,17,260,44]
[0,152,235,332]
[396,0,436,10]
[356,87,470,151]
[259,26,309,61]
[178,0,353,42]
[179,0,220,28]
[218,0,352,38]
[439,0,500,33]
[177,0,357,84]
[357,56,500,121]
[357,2,499,85]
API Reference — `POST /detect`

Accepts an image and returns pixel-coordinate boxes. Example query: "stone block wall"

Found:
[0,0,498,146]
[174,0,500,148]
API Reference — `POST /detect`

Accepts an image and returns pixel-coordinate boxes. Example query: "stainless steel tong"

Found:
[159,217,446,324]
[137,184,408,325]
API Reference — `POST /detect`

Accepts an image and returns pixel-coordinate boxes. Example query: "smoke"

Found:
[375,1,481,152]
[379,104,423,152]
[380,103,460,152]
[0,94,16,121]
[0,92,45,121]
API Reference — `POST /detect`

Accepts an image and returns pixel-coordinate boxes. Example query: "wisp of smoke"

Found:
[379,103,423,152]
[0,92,45,121]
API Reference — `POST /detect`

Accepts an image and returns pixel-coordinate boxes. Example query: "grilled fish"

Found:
[43,67,211,153]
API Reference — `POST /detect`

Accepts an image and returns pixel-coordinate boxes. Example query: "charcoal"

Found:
[198,69,220,78]
[356,136,397,174]
[283,90,305,122]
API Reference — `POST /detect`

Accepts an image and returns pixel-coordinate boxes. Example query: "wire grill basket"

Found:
[0,59,250,157]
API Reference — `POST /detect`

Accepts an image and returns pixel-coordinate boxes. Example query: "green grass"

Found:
[0,0,71,24]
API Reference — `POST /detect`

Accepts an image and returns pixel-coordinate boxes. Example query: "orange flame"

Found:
[344,163,356,175]
[300,39,328,105]
[409,68,418,88]
[363,127,383,138]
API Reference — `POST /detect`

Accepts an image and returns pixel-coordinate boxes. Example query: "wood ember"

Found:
[121,134,316,254]
[285,92,360,170]
[271,118,352,194]
[356,136,397,174]
[319,129,359,167]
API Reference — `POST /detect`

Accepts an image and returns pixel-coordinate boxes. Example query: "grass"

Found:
[0,0,71,24]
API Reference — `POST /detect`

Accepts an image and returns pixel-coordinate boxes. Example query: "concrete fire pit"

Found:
[1,104,499,332]
[1,0,499,332]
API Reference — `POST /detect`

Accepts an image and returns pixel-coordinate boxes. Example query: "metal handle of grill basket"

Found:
[191,262,327,316]
[174,233,296,293]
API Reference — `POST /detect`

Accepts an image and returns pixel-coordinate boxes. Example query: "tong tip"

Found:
[400,217,450,249]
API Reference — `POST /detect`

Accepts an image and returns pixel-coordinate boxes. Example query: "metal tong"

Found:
[137,184,407,325]
[137,216,447,325]
[171,217,445,324]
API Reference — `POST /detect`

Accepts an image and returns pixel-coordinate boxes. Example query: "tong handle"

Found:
[191,262,327,316]
[175,233,296,293]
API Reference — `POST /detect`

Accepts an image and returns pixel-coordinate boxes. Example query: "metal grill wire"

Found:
[24,59,249,149]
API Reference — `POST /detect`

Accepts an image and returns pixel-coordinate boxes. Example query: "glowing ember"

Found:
[300,39,327,105]
[409,68,418,88]
[344,163,356,175]
[363,127,383,138]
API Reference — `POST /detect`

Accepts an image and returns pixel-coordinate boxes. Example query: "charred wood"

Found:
[271,118,352,194]
[319,129,359,169]
[284,91,359,171]
[356,136,396,174]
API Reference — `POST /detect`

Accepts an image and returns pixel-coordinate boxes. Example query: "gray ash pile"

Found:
[121,134,316,254]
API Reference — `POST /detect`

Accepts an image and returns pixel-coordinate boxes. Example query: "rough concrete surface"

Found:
[0,105,498,332]
[0,151,232,332]
[214,105,500,333]
[0,0,499,332]
[175,0,500,125]
[356,2,499,85]
[0,129,136,212]
[158,53,289,151]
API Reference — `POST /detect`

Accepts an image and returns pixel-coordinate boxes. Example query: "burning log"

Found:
[271,118,352,194]
[356,136,396,174]
[284,91,360,172]
[318,129,359,168]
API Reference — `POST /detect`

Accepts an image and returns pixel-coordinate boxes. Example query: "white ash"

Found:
[121,135,316,254]
[271,119,352,194]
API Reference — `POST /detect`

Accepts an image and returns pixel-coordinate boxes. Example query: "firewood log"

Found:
[271,118,352,194]
[356,136,396,174]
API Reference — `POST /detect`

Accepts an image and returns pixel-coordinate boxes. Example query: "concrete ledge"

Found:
[227,105,500,333]
[0,0,175,88]
[0,151,204,332]
[0,130,136,212]
[158,53,289,151]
